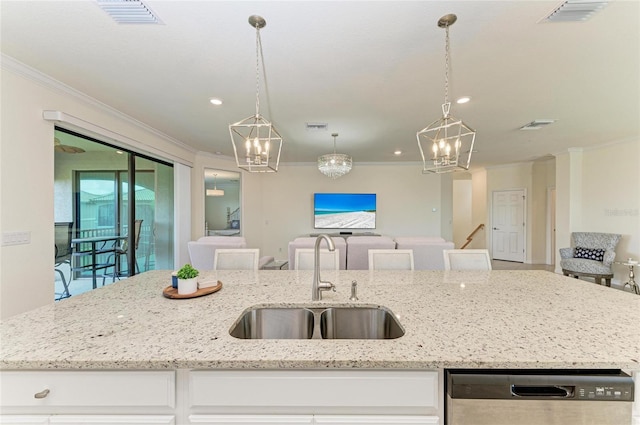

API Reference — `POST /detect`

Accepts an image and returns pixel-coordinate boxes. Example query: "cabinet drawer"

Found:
[48,415,175,424]
[0,416,50,425]
[189,415,313,424]
[189,370,437,409]
[314,415,439,424]
[0,371,175,408]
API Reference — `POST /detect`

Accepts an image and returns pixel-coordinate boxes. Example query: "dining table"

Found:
[71,235,127,289]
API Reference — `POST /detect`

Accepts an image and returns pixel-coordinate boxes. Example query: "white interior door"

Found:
[491,190,525,262]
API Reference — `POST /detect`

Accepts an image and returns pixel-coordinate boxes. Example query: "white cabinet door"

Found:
[314,416,439,425]
[48,415,174,425]
[189,370,437,410]
[0,371,175,408]
[0,416,49,425]
[189,415,313,424]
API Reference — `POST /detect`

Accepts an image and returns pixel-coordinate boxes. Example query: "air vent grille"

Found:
[543,0,609,22]
[97,0,162,24]
[519,120,557,130]
[305,122,329,132]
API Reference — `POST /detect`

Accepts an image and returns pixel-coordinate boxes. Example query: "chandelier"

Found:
[206,174,224,197]
[318,133,352,179]
[229,15,283,173]
[417,14,476,174]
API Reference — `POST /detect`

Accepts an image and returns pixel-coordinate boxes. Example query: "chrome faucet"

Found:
[312,234,336,301]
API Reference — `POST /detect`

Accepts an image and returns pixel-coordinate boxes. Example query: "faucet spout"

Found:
[312,234,336,301]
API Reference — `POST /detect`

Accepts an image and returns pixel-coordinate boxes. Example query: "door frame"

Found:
[546,187,556,266]
[490,188,527,262]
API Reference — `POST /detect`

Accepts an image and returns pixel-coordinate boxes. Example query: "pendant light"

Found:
[417,14,476,173]
[206,174,224,197]
[229,15,283,173]
[318,133,352,179]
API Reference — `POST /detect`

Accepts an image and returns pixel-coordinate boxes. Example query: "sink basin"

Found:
[229,307,315,339]
[229,305,404,339]
[320,306,404,339]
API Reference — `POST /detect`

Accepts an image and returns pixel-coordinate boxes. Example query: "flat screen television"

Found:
[314,193,376,229]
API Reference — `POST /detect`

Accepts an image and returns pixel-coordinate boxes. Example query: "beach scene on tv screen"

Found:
[314,193,376,229]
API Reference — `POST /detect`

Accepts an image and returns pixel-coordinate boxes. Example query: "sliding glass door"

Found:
[54,128,174,298]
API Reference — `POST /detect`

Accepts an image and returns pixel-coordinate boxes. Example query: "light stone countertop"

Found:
[1,269,639,370]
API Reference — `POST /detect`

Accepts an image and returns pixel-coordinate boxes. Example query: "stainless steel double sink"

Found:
[229,305,404,340]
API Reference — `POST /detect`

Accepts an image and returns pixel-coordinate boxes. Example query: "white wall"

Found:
[191,154,450,260]
[453,179,472,248]
[481,160,556,264]
[531,159,556,264]
[486,162,534,262]
[470,169,488,249]
[0,63,195,319]
[555,139,639,284]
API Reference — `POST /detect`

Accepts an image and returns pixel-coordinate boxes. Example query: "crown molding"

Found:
[1,53,197,156]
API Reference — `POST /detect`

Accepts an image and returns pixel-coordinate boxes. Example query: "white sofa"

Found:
[288,237,347,270]
[188,237,273,270]
[394,236,454,270]
[345,236,396,270]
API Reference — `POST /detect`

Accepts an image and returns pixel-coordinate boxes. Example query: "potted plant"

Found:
[176,264,199,295]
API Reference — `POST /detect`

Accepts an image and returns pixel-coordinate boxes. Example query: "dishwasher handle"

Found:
[511,385,575,398]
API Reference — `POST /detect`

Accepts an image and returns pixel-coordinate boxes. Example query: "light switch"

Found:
[1,231,31,246]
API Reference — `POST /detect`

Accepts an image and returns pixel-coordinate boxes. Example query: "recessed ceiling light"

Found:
[456,96,471,104]
[209,98,223,106]
[394,150,402,156]
[116,150,124,155]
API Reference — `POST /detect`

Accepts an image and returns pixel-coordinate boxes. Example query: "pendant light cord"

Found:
[254,24,262,117]
[444,24,450,106]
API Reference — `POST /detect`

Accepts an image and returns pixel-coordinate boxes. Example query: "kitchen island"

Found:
[1,269,639,424]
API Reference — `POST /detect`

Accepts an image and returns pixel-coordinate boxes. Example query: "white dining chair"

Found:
[294,248,340,270]
[443,249,492,270]
[213,248,260,270]
[368,249,415,270]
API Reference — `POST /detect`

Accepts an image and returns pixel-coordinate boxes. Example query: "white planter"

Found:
[178,277,198,295]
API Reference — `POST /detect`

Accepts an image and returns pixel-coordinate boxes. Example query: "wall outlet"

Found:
[2,231,31,246]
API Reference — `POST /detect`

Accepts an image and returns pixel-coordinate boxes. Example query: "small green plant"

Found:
[176,264,199,279]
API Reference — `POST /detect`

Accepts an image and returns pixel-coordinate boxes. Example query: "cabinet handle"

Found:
[34,389,50,399]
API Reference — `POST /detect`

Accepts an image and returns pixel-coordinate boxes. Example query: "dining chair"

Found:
[294,248,340,270]
[443,249,492,270]
[368,249,415,270]
[54,222,73,300]
[213,248,260,270]
[101,219,143,285]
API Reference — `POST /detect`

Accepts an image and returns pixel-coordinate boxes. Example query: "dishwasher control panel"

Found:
[578,384,633,401]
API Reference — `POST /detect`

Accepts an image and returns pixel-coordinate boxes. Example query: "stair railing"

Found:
[461,224,485,249]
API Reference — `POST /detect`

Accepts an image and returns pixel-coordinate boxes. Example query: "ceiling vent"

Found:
[97,0,162,24]
[519,119,557,130]
[543,0,609,22]
[305,122,329,132]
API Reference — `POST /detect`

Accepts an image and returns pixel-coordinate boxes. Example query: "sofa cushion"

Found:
[574,247,605,262]
[345,236,396,270]
[561,258,612,275]
[288,237,347,270]
[394,236,454,270]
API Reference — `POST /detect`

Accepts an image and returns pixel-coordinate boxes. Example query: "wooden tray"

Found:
[162,281,222,299]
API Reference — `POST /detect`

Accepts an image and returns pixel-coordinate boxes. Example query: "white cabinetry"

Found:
[0,417,50,425]
[187,370,439,425]
[314,416,439,424]
[0,371,175,424]
[188,415,313,424]
[0,416,174,425]
[188,415,437,425]
[0,369,440,425]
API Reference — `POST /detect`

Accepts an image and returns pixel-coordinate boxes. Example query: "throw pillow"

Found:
[574,247,605,262]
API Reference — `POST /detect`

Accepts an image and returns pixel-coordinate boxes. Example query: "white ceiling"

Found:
[2,1,639,170]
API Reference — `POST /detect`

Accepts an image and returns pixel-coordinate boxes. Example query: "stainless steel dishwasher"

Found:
[445,369,634,425]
